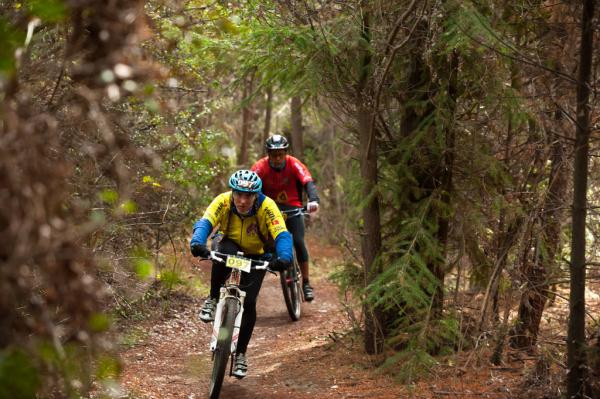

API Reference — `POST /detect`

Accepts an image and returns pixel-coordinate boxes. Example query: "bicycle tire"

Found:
[280,251,302,321]
[209,297,237,399]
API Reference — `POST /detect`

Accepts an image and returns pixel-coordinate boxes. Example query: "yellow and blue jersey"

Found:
[191,191,293,262]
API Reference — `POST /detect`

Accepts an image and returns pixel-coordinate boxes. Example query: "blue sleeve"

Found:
[274,231,293,262]
[190,218,213,248]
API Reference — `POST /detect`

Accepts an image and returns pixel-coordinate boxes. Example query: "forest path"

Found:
[118,235,407,398]
[117,234,527,399]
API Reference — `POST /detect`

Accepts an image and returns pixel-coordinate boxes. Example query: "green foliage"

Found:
[119,200,138,215]
[26,0,67,22]
[131,247,155,280]
[157,270,184,291]
[446,2,508,53]
[99,189,119,205]
[121,94,229,196]
[36,340,113,398]
[383,316,459,383]
[440,1,530,111]
[88,313,112,333]
[239,23,324,95]
[152,0,344,107]
[150,3,241,85]
[329,260,363,310]
[162,128,229,191]
[90,208,106,224]
[0,349,39,399]
[95,355,121,380]
[384,347,437,383]
[0,18,24,75]
[119,326,149,348]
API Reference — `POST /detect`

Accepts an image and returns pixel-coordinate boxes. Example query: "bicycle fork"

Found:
[209,287,246,353]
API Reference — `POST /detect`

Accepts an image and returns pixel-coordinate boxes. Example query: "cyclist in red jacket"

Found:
[251,134,320,301]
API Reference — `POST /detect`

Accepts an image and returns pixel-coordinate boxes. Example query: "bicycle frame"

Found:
[203,251,271,399]
[207,251,270,354]
[277,207,308,321]
[210,270,245,353]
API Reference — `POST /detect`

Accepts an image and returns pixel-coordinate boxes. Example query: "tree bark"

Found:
[356,1,383,355]
[290,96,304,157]
[509,2,572,351]
[431,50,459,320]
[510,132,567,350]
[262,85,273,147]
[238,72,255,165]
[399,16,455,327]
[567,1,594,397]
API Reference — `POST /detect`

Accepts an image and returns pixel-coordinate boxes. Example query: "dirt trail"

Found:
[118,235,535,399]
[118,236,407,398]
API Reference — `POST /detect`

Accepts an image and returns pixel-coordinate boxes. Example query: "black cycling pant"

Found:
[209,237,266,355]
[284,208,309,263]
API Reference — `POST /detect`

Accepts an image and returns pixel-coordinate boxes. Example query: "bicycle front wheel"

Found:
[209,297,237,399]
[280,252,302,321]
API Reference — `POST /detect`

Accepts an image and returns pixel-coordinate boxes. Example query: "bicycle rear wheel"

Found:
[280,251,302,321]
[209,297,237,399]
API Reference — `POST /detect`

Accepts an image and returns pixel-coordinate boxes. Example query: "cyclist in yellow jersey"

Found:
[190,169,292,379]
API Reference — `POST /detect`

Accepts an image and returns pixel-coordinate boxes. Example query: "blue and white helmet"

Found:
[229,170,262,193]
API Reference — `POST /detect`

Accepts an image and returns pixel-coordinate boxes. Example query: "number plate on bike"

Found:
[225,256,251,273]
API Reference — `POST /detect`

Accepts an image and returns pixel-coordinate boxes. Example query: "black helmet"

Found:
[265,134,289,151]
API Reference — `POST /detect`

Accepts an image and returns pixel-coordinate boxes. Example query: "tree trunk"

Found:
[509,1,572,351]
[356,2,383,355]
[290,96,304,157]
[567,1,594,397]
[431,50,459,320]
[478,216,522,332]
[330,123,343,217]
[488,56,521,326]
[510,133,567,350]
[238,73,255,165]
[398,16,450,337]
[262,85,273,147]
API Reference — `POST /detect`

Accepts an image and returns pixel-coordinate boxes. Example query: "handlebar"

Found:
[280,207,309,219]
[201,250,271,271]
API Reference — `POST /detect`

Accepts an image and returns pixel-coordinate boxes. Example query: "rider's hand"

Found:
[271,258,291,272]
[307,201,319,214]
[191,244,210,258]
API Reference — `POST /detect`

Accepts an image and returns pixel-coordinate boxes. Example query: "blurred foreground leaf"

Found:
[0,349,40,399]
[27,0,67,22]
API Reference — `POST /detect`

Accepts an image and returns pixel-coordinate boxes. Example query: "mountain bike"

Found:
[279,207,309,321]
[202,250,271,399]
